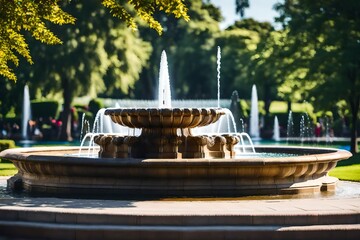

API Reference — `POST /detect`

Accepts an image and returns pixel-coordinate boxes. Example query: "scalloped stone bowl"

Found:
[0,145,352,197]
[104,108,225,129]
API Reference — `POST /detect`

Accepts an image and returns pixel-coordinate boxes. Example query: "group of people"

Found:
[0,117,63,141]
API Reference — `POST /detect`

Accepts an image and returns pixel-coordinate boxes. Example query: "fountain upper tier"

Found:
[104,107,225,129]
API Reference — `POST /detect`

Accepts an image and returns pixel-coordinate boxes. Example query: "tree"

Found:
[0,0,75,81]
[17,1,152,141]
[216,24,259,100]
[235,0,249,17]
[135,0,222,100]
[1,0,189,140]
[216,19,275,101]
[0,0,189,82]
[275,0,360,153]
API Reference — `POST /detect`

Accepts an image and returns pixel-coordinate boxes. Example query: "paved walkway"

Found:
[0,177,360,239]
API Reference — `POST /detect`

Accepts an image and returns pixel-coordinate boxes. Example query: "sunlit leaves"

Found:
[1,0,189,82]
[0,0,75,81]
[101,0,189,34]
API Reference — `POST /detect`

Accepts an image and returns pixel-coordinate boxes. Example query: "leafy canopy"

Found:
[0,0,75,81]
[0,0,189,81]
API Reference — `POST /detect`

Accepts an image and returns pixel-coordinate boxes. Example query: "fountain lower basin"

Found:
[0,146,351,197]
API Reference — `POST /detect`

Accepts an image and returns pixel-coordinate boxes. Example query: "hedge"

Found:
[0,140,16,162]
[31,100,59,119]
[0,139,15,152]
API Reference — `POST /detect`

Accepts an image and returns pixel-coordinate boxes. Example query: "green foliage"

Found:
[269,101,288,114]
[235,0,249,17]
[0,139,16,152]
[276,0,360,153]
[101,0,189,35]
[0,0,75,81]
[135,0,221,99]
[88,98,104,117]
[0,0,189,82]
[217,19,265,100]
[31,100,59,119]
[18,1,153,100]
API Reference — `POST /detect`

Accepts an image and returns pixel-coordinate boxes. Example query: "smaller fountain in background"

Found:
[299,115,305,143]
[250,85,259,139]
[324,116,333,143]
[299,112,314,143]
[158,50,171,108]
[286,110,294,143]
[79,113,90,142]
[21,85,32,140]
[273,116,280,141]
[239,118,245,133]
[217,46,221,108]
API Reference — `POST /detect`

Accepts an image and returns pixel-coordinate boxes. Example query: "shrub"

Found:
[0,139,16,162]
[0,139,15,152]
[31,100,59,119]
[88,98,104,117]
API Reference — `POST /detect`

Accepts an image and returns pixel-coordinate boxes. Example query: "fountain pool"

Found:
[0,51,352,198]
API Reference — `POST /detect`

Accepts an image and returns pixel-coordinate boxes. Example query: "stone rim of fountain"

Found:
[0,145,352,197]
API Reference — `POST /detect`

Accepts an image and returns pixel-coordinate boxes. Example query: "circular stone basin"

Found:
[0,146,351,198]
[104,108,225,128]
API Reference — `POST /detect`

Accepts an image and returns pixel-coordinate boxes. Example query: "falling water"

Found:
[325,116,332,143]
[300,115,305,142]
[249,85,259,138]
[286,111,294,142]
[79,113,87,142]
[237,133,256,153]
[217,46,221,108]
[215,108,237,133]
[239,118,245,133]
[273,116,280,141]
[158,50,172,108]
[21,85,32,140]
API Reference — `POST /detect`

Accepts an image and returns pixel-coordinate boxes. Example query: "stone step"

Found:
[0,220,359,240]
[0,208,359,226]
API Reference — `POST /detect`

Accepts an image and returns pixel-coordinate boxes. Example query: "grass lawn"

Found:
[0,162,17,176]
[329,164,360,182]
[329,152,360,182]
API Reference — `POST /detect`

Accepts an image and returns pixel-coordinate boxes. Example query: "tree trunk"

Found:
[59,77,73,141]
[287,101,292,113]
[263,83,271,129]
[349,95,359,154]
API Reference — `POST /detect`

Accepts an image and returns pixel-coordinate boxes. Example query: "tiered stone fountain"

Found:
[94,108,239,159]
[0,51,352,198]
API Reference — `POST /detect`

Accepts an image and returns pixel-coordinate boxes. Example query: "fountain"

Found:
[273,116,280,141]
[21,84,32,140]
[249,84,260,138]
[287,110,294,142]
[0,52,352,198]
[158,51,171,108]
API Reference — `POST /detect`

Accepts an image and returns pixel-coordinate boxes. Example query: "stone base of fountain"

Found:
[1,146,351,198]
[94,134,239,159]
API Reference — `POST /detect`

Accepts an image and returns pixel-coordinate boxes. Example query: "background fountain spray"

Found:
[217,46,221,108]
